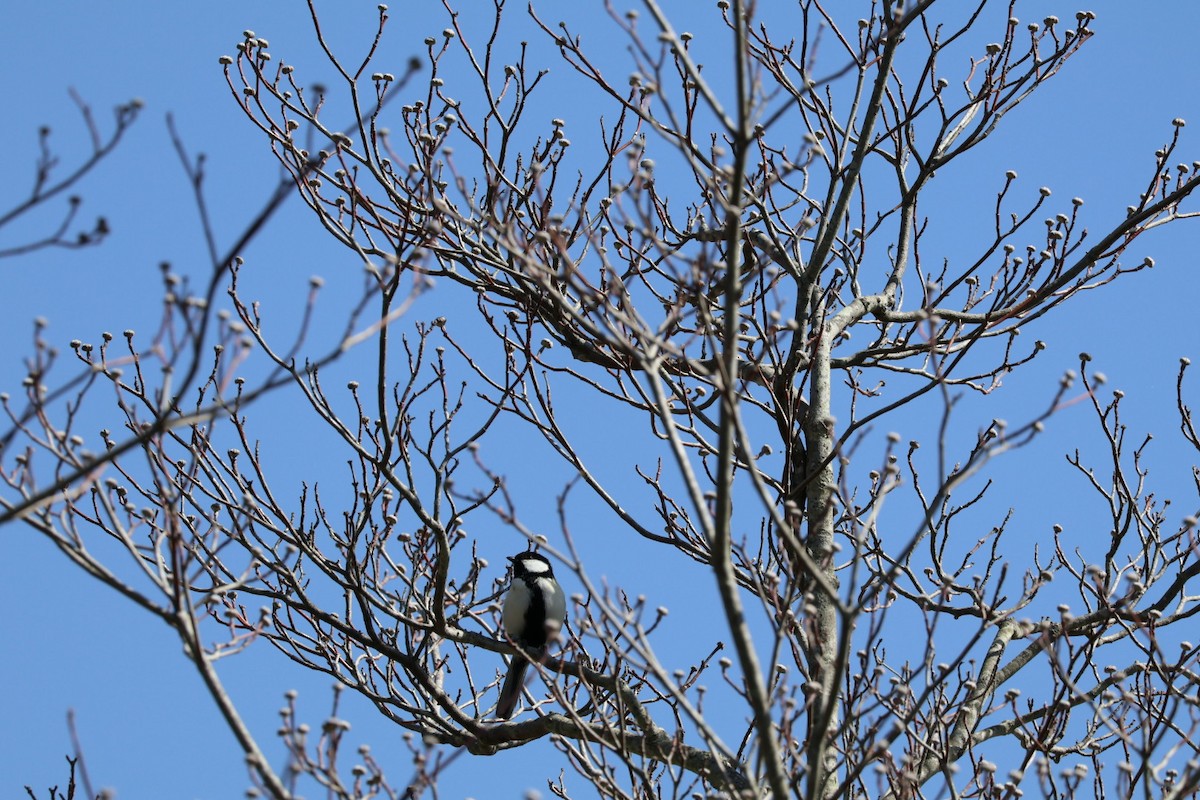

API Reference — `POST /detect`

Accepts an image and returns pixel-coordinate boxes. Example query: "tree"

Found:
[7,1,1200,798]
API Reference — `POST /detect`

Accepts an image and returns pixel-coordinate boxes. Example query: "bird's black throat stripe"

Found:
[520,575,549,648]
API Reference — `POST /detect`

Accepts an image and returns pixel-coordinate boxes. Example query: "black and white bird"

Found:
[496,550,567,719]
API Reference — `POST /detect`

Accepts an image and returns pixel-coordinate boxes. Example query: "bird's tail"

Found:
[496,654,530,720]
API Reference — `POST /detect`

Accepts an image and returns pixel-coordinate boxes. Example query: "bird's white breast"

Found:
[539,577,567,629]
[502,575,567,640]
[503,581,533,637]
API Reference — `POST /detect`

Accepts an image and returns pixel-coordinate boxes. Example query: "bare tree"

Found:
[7,1,1200,798]
[0,91,137,261]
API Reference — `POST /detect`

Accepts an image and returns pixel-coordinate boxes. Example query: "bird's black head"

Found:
[509,550,554,579]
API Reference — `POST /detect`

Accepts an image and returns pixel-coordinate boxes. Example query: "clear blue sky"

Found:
[2,1,1199,798]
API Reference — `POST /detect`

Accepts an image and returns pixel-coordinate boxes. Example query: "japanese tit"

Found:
[496,550,567,719]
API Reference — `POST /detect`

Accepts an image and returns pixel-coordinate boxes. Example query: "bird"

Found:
[496,550,567,719]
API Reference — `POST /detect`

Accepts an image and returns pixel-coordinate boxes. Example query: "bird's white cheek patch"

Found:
[521,559,551,574]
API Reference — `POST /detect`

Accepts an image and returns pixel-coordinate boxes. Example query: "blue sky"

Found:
[3,1,1200,798]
